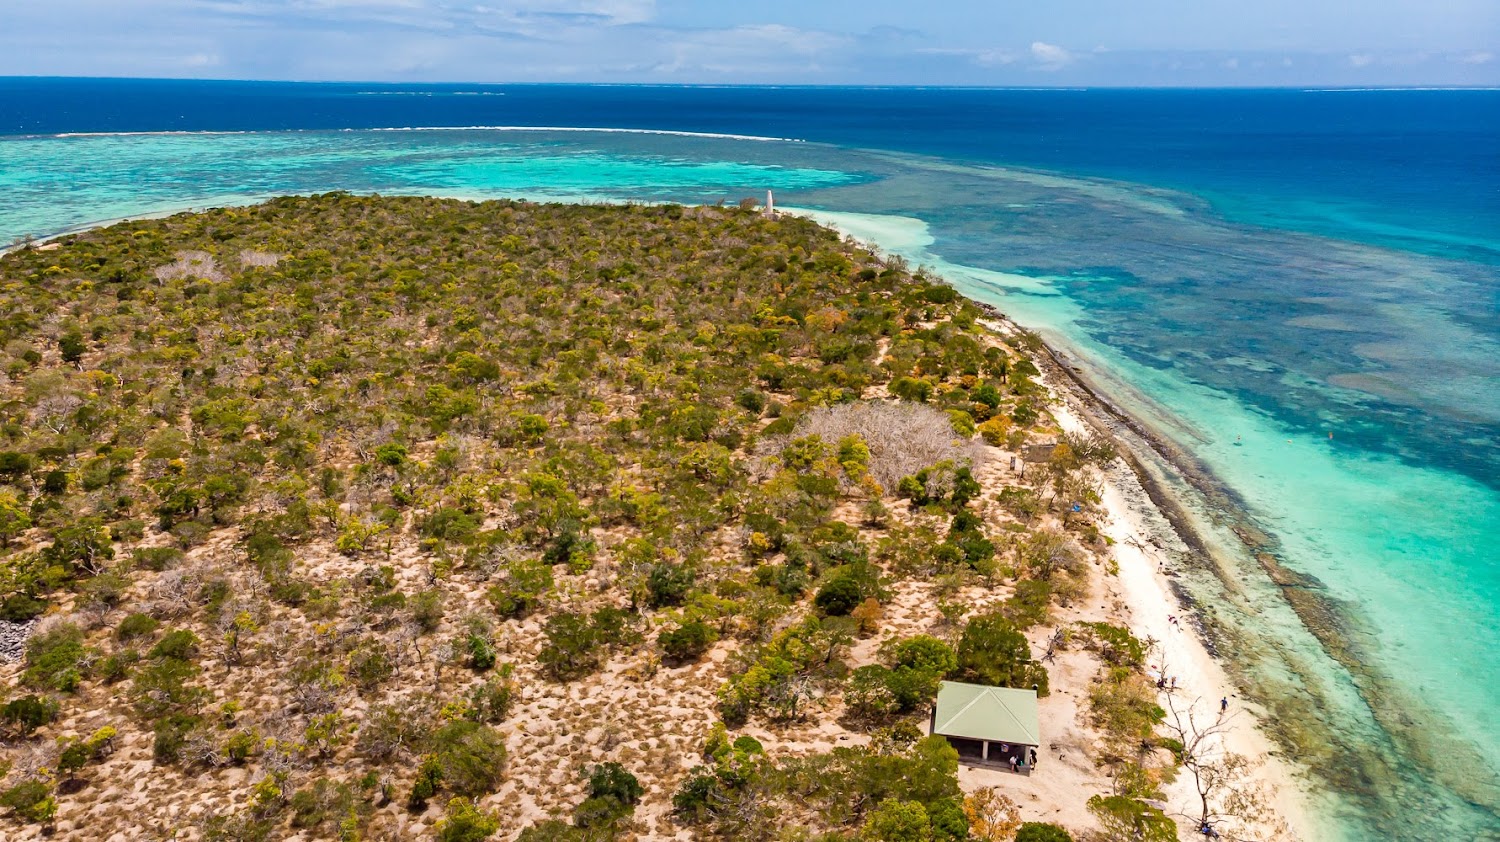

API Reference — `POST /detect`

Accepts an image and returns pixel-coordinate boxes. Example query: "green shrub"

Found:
[152,713,202,763]
[1015,822,1073,842]
[41,469,69,495]
[887,635,956,676]
[0,779,56,824]
[467,669,516,723]
[645,561,694,609]
[429,720,507,797]
[585,761,642,806]
[148,629,200,661]
[1075,622,1148,668]
[736,389,768,414]
[813,574,863,616]
[22,623,86,692]
[408,755,444,809]
[410,589,446,632]
[464,632,497,672]
[541,527,595,572]
[133,649,205,720]
[373,442,408,467]
[946,409,976,438]
[890,377,933,403]
[927,797,968,842]
[110,518,146,543]
[1086,795,1175,842]
[0,593,48,622]
[862,798,932,842]
[348,643,394,689]
[537,611,602,680]
[573,762,643,829]
[132,546,184,572]
[2,694,59,735]
[845,665,900,721]
[954,612,1049,696]
[0,451,32,477]
[486,558,553,618]
[659,620,718,664]
[436,797,500,842]
[1003,580,1053,629]
[97,649,139,684]
[225,730,258,765]
[516,820,588,841]
[117,611,161,641]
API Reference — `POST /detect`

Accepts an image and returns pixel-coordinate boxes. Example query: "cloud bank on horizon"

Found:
[3,0,1496,85]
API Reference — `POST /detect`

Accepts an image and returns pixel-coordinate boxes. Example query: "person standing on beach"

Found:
[1220,697,1229,714]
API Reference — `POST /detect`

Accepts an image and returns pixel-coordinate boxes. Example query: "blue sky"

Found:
[2,0,1495,85]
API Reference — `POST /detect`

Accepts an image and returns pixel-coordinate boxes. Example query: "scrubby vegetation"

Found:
[0,195,1158,840]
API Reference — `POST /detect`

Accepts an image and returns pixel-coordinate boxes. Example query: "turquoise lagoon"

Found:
[2,126,1498,840]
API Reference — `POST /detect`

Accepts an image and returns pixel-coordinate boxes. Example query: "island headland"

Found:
[0,194,1305,841]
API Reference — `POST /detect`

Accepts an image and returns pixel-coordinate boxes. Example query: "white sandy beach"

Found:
[1050,392,1314,839]
[789,198,1315,837]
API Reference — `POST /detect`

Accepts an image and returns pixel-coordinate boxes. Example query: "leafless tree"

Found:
[1161,694,1293,841]
[788,400,985,491]
[182,727,227,769]
[238,250,281,269]
[30,393,83,434]
[155,251,226,283]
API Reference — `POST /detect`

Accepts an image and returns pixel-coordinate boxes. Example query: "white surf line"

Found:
[31,126,805,143]
[363,126,805,142]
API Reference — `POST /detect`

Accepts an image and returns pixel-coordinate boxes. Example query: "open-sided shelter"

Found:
[930,680,1040,769]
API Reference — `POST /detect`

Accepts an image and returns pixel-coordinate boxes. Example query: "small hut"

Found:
[930,681,1040,772]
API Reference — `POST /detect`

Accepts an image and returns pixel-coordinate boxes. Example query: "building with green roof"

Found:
[929,680,1040,772]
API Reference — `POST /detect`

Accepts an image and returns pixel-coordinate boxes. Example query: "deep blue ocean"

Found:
[5,78,1498,262]
[2,78,1498,840]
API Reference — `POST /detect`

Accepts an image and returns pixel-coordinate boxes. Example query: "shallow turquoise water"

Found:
[1,128,1497,839]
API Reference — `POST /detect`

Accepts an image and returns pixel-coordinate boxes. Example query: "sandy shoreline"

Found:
[788,192,1318,835]
[1040,363,1314,839]
[776,200,1314,834]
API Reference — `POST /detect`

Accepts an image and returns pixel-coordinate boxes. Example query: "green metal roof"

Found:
[932,681,1040,746]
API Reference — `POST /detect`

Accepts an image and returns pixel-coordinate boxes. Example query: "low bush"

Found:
[2,694,60,736]
[22,623,87,692]
[659,620,718,664]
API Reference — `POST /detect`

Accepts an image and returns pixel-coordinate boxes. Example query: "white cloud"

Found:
[915,47,1019,66]
[2,0,1497,85]
[642,24,848,76]
[976,49,1020,67]
[1030,41,1072,70]
[482,0,656,25]
[199,0,656,33]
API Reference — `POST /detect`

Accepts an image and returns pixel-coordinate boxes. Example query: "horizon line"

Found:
[3,75,1499,92]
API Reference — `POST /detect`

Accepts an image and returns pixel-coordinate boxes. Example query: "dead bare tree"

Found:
[1161,694,1293,841]
[787,400,986,491]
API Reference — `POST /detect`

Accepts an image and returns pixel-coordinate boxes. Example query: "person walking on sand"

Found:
[1220,697,1229,714]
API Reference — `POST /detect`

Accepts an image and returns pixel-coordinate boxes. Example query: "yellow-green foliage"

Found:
[0,196,1058,839]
